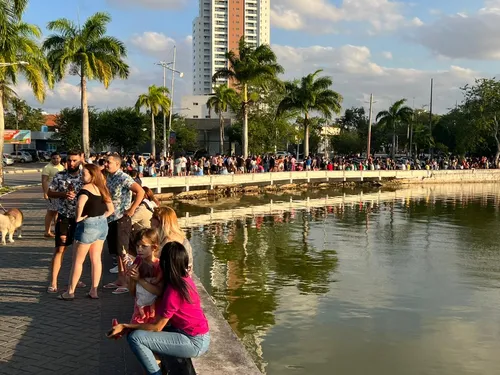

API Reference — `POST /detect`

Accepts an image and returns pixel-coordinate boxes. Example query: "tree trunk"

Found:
[303,113,309,158]
[219,113,224,155]
[151,111,156,158]
[0,90,5,186]
[81,74,90,158]
[493,116,500,168]
[242,84,248,158]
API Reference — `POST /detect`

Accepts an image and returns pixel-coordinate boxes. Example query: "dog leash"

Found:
[0,203,7,213]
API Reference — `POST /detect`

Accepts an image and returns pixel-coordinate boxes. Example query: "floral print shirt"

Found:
[49,171,83,218]
[106,169,135,222]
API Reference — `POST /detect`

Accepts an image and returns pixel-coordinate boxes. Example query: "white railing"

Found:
[142,170,432,193]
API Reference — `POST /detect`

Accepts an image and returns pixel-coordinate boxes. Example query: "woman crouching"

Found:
[107,241,210,375]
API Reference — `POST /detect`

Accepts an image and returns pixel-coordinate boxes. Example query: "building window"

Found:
[193,102,199,106]
[193,115,199,118]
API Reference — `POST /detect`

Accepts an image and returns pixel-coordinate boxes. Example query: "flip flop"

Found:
[44,233,55,238]
[87,293,99,300]
[47,286,57,293]
[112,287,129,295]
[103,282,120,289]
[57,293,75,301]
[77,281,86,288]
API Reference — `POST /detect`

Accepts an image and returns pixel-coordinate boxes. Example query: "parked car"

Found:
[3,154,14,166]
[40,151,52,161]
[20,149,40,161]
[10,151,33,163]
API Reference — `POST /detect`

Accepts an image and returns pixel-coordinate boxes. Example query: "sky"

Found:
[16,0,500,117]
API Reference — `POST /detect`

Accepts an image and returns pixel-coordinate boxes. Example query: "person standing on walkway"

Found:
[105,154,145,294]
[42,152,64,238]
[47,151,84,293]
[58,164,115,301]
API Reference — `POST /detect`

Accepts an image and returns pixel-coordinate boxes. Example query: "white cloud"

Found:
[382,51,393,60]
[105,0,187,9]
[272,43,479,114]
[130,32,176,55]
[270,0,422,34]
[415,1,500,59]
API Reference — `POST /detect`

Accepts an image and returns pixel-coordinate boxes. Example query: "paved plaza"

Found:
[0,186,143,374]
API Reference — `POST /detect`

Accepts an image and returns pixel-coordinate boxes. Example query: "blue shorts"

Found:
[74,215,108,244]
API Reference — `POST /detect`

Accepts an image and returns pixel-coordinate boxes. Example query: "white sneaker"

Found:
[109,265,119,274]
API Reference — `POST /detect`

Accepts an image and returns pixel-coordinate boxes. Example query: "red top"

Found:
[158,276,209,336]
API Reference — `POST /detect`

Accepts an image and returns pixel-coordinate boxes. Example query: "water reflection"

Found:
[188,183,500,375]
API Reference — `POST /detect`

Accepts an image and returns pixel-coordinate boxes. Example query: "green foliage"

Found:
[376,99,413,157]
[135,85,170,116]
[52,107,97,151]
[4,99,45,131]
[170,117,198,153]
[277,69,343,156]
[96,107,149,153]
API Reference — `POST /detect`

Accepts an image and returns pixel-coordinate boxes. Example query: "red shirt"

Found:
[158,276,209,336]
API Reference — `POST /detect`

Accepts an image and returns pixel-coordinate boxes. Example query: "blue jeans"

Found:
[127,327,210,375]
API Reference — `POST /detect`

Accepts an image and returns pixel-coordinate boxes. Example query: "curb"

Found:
[4,169,42,174]
[0,183,42,199]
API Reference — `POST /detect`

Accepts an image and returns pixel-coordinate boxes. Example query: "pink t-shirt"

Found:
[158,276,209,336]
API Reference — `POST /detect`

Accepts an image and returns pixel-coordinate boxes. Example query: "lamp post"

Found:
[156,46,184,157]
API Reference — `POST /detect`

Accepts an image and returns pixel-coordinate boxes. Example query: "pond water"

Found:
[183,184,500,375]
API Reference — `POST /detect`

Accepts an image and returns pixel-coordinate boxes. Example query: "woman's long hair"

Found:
[160,241,192,303]
[143,186,160,206]
[153,207,186,245]
[84,164,111,203]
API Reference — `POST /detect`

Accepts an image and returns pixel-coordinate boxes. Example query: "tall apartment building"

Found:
[192,0,270,95]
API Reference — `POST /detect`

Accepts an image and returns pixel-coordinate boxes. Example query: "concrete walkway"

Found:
[0,187,142,375]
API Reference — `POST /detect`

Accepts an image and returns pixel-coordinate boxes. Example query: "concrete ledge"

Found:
[193,277,261,375]
[4,168,42,174]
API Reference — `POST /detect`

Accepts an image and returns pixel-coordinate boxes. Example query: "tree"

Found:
[5,102,45,131]
[0,0,53,185]
[376,99,413,158]
[97,107,149,154]
[277,69,342,157]
[43,12,129,158]
[206,84,238,154]
[170,116,198,153]
[52,107,98,151]
[135,85,170,157]
[212,37,284,157]
[462,78,500,166]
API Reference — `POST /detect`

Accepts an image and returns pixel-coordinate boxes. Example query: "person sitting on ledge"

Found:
[107,241,210,375]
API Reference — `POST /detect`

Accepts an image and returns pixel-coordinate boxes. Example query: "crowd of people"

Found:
[81,152,498,178]
[41,151,209,375]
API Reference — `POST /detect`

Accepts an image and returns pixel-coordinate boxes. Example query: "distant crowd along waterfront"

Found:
[42,151,209,374]
[81,152,498,178]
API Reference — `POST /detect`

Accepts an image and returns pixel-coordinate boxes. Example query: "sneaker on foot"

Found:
[109,265,119,274]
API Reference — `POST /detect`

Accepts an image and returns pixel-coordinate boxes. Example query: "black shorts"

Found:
[107,216,132,255]
[55,215,76,247]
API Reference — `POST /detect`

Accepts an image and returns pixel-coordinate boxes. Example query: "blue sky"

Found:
[16,0,500,115]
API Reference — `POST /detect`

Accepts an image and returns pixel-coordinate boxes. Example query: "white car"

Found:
[141,153,152,160]
[3,154,14,166]
[10,151,33,163]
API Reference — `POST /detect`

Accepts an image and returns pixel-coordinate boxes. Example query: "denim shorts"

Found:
[74,215,108,244]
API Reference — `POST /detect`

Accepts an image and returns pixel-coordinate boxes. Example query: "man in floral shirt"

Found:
[46,151,83,293]
[105,154,144,294]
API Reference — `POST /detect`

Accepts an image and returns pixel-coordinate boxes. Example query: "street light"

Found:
[0,61,29,67]
[155,46,184,157]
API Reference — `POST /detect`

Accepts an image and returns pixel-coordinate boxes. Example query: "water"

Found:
[183,184,500,375]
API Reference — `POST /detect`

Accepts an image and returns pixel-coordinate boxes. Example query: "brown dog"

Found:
[0,208,23,245]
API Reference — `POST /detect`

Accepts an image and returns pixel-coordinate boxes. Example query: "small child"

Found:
[128,228,163,324]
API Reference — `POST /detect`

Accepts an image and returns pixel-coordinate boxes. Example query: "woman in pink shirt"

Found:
[108,242,210,375]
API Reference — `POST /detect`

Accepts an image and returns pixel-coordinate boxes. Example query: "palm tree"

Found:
[43,12,129,157]
[0,0,53,185]
[206,84,238,154]
[212,37,283,157]
[376,99,413,158]
[277,70,342,157]
[135,85,170,157]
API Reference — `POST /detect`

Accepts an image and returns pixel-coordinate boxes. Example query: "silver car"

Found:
[10,151,33,163]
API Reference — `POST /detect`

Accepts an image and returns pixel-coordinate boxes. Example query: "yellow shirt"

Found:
[42,163,65,181]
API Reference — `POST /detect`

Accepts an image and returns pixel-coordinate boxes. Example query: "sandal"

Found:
[112,287,129,295]
[77,281,86,288]
[87,293,99,300]
[57,292,75,301]
[47,286,57,293]
[103,282,121,289]
[44,233,55,238]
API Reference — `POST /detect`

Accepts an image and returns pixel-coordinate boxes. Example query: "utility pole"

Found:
[167,45,177,157]
[409,97,415,159]
[162,62,167,158]
[367,93,374,159]
[429,78,434,159]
